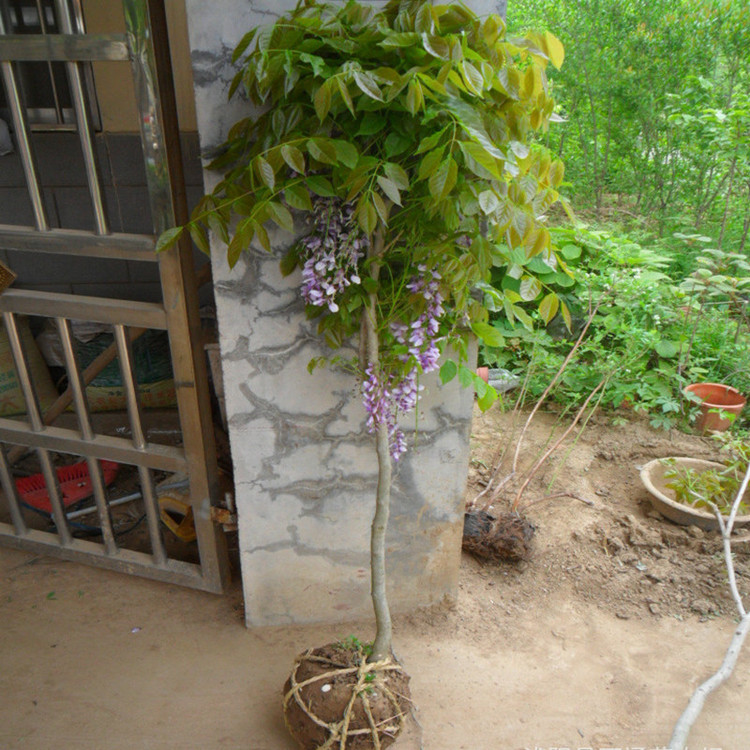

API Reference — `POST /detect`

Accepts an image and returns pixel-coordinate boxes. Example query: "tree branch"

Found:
[668,462,750,748]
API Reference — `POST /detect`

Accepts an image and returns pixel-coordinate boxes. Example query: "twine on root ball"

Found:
[283,646,411,750]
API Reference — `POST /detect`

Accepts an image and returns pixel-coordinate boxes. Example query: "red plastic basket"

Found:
[16,460,120,514]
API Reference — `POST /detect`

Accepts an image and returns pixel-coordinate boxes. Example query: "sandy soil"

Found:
[2,405,750,750]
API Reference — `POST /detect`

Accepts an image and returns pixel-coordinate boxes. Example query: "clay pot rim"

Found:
[683,382,747,409]
[640,457,750,531]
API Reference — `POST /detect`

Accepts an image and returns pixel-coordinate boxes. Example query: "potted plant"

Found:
[159,1,565,746]
[640,433,750,531]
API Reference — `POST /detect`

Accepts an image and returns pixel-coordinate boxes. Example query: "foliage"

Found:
[160,0,568,424]
[481,224,750,430]
[336,635,373,656]
[158,0,568,664]
[508,0,750,248]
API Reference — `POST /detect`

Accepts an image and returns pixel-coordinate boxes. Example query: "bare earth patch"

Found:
[463,405,750,623]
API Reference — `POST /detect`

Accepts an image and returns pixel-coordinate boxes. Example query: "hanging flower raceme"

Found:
[298,198,366,314]
[296,204,445,460]
[362,364,407,461]
[364,266,445,461]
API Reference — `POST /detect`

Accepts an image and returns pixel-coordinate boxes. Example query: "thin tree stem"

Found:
[512,376,606,512]
[364,229,393,662]
[512,299,600,474]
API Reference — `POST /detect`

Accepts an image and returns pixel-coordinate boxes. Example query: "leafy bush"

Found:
[481,224,750,430]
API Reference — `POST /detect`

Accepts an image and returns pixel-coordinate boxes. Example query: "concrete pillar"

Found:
[184,0,494,626]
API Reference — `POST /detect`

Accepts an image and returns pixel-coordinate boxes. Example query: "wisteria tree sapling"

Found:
[159,1,566,745]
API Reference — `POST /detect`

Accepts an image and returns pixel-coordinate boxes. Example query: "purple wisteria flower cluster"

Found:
[296,200,445,461]
[362,266,445,460]
[298,198,368,314]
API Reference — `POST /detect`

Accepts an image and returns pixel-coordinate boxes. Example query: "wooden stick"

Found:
[7,326,147,465]
[8,261,213,465]
[522,491,595,510]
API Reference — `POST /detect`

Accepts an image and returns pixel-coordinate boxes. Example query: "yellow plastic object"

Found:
[158,494,197,542]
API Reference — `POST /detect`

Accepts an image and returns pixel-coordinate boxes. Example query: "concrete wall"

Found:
[184,0,503,626]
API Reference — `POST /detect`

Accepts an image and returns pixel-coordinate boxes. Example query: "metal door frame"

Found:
[0,0,229,593]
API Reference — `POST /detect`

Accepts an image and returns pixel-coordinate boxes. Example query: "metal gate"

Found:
[0,0,229,592]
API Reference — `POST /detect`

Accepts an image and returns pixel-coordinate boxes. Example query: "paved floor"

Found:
[2,546,749,750]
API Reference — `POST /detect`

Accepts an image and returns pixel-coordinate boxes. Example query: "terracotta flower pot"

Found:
[476,366,489,383]
[683,382,746,432]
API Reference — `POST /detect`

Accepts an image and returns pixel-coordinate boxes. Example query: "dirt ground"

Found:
[2,405,750,750]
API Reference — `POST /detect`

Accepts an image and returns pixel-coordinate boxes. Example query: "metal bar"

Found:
[53,0,109,235]
[113,323,168,564]
[0,289,167,329]
[113,324,147,449]
[137,465,167,565]
[0,419,188,473]
[82,456,117,554]
[2,312,72,543]
[35,0,65,124]
[125,0,229,593]
[0,0,48,229]
[56,317,117,554]
[67,478,188,520]
[0,226,158,261]
[0,524,221,591]
[1,312,42,431]
[0,34,130,61]
[55,317,94,441]
[0,60,48,229]
[35,448,72,544]
[68,0,102,132]
[0,446,27,535]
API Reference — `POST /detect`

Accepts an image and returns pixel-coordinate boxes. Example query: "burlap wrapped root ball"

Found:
[283,643,411,749]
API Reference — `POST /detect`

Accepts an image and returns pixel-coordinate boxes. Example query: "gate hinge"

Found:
[211,506,237,531]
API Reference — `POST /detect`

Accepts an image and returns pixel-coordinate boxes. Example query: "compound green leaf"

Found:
[353,71,384,101]
[471,321,505,347]
[439,359,458,384]
[383,162,409,190]
[314,82,331,122]
[267,201,294,233]
[538,292,559,324]
[332,140,359,169]
[428,158,457,201]
[478,190,499,215]
[284,182,312,211]
[256,155,275,190]
[307,138,338,165]
[306,175,337,197]
[281,144,306,174]
[155,226,183,253]
[376,176,402,205]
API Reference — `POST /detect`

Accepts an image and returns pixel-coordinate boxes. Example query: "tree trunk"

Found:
[363,229,393,662]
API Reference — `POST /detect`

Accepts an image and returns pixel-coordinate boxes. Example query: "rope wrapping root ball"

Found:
[282,643,412,750]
